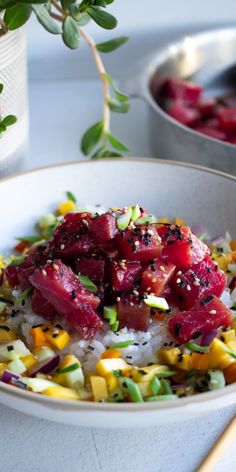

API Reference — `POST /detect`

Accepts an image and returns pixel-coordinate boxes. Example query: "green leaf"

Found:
[16,235,43,243]
[108,98,130,113]
[0,124,7,133]
[91,147,122,159]
[77,274,97,293]
[107,133,129,152]
[62,16,80,49]
[94,0,107,6]
[11,256,25,266]
[60,0,75,10]
[0,84,3,95]
[4,4,32,30]
[81,121,103,156]
[0,0,18,8]
[87,6,117,29]
[1,115,17,127]
[103,73,129,102]
[32,5,61,34]
[70,6,90,24]
[66,191,77,203]
[96,36,128,53]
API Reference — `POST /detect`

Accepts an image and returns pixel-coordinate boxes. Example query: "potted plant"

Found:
[0,0,130,173]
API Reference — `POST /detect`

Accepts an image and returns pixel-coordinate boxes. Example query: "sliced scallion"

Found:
[135,215,158,225]
[66,191,77,204]
[160,378,173,395]
[144,295,169,311]
[56,363,80,374]
[122,377,143,402]
[150,376,161,395]
[16,235,43,244]
[11,256,25,266]
[155,371,177,378]
[103,306,119,332]
[185,342,209,353]
[16,287,33,305]
[110,340,134,349]
[116,206,132,231]
[146,394,178,402]
[131,204,141,223]
[77,275,97,293]
[111,320,119,332]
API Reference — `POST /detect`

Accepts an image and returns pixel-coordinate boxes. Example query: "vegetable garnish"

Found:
[15,236,43,244]
[112,369,122,377]
[135,215,158,225]
[77,275,97,293]
[110,340,134,349]
[131,205,141,223]
[11,256,25,266]
[116,206,132,231]
[56,363,80,374]
[122,377,144,403]
[146,395,178,402]
[0,296,14,305]
[103,306,119,332]
[155,371,177,378]
[66,191,77,204]
[160,379,173,395]
[144,295,170,311]
[185,342,210,353]
[16,287,33,305]
[150,376,161,396]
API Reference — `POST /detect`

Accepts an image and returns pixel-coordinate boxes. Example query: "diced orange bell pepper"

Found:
[101,349,121,359]
[224,362,236,384]
[191,353,211,370]
[15,240,28,252]
[230,241,236,251]
[30,326,48,348]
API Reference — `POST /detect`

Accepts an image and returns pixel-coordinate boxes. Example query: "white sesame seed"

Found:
[176,278,181,284]
[60,244,65,250]
[152,278,157,283]
[186,285,191,291]
[133,289,139,296]
[116,297,121,302]
[134,241,140,246]
[159,266,165,271]
[42,269,47,276]
[130,302,134,307]
[53,264,59,270]
[177,271,182,275]
[193,280,200,286]
[146,287,151,292]
[209,309,217,314]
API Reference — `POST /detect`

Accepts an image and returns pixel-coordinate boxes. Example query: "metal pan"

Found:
[125,27,236,174]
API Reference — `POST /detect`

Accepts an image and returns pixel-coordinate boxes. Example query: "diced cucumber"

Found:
[144,295,169,311]
[34,346,55,362]
[8,358,27,375]
[208,369,225,391]
[20,377,59,393]
[64,367,84,389]
[0,340,30,362]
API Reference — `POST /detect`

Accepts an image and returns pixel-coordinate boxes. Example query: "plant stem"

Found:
[51,0,65,15]
[79,27,110,143]
[50,11,64,22]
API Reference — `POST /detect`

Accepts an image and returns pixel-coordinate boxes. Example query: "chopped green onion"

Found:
[160,378,173,395]
[150,376,161,395]
[135,215,158,225]
[116,206,132,231]
[155,371,177,378]
[56,363,80,374]
[0,296,14,305]
[220,344,236,359]
[111,320,119,332]
[112,369,122,377]
[16,287,33,305]
[77,275,97,293]
[11,256,25,266]
[144,295,169,311]
[122,377,143,402]
[131,205,141,223]
[208,369,225,391]
[103,306,119,331]
[16,236,43,244]
[66,191,77,204]
[110,340,134,349]
[185,342,209,353]
[146,394,178,402]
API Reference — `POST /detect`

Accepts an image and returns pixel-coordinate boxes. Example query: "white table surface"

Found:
[1,19,236,472]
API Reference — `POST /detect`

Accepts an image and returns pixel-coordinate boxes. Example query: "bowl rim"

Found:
[144,26,236,149]
[0,156,236,413]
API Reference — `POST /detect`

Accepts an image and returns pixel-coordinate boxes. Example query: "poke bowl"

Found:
[0,158,236,428]
[127,27,236,175]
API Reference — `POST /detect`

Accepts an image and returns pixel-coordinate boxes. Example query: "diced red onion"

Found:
[210,234,225,246]
[172,384,186,391]
[29,355,60,377]
[201,330,218,347]
[1,370,20,384]
[191,226,207,237]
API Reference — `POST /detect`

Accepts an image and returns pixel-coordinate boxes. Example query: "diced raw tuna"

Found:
[117,294,151,331]
[4,264,21,287]
[193,125,226,141]
[158,225,208,270]
[46,213,95,259]
[27,243,47,265]
[171,254,226,310]
[90,213,118,243]
[219,94,236,108]
[227,135,236,145]
[166,100,200,126]
[118,226,162,263]
[160,77,202,104]
[141,258,176,296]
[32,289,58,321]
[111,261,142,292]
[198,97,216,117]
[29,259,102,338]
[218,108,236,132]
[76,257,105,283]
[169,295,232,343]
[5,258,33,289]
[98,239,120,259]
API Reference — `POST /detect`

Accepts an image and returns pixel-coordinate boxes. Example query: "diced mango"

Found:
[174,217,186,226]
[45,328,70,350]
[224,362,236,384]
[137,381,152,397]
[208,339,235,369]
[105,372,119,392]
[0,327,16,344]
[220,330,236,344]
[157,218,169,224]
[58,200,75,215]
[176,354,193,371]
[226,340,236,351]
[30,326,48,348]
[230,241,236,251]
[96,358,130,377]
[90,376,108,402]
[0,362,7,376]
[131,364,169,383]
[191,353,211,370]
[214,254,232,271]
[44,386,79,400]
[22,353,37,370]
[158,347,181,366]
[101,349,121,359]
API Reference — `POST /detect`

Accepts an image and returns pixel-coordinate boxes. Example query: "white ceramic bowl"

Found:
[0,158,236,428]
